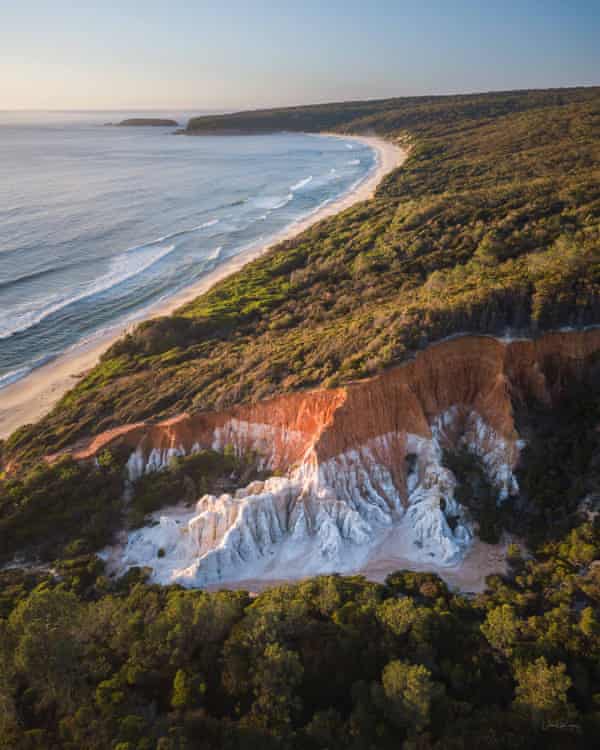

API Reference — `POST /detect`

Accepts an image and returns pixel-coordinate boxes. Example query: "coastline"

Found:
[0,134,407,440]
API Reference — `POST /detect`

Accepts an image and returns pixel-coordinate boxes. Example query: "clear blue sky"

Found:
[2,0,598,110]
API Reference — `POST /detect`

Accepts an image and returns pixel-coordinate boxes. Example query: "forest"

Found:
[0,517,599,749]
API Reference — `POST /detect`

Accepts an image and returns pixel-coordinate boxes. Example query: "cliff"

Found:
[65,329,600,586]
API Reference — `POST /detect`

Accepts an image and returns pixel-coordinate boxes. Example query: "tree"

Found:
[0,620,18,740]
[579,606,598,639]
[171,669,192,711]
[481,604,520,656]
[378,659,439,732]
[248,643,303,732]
[305,708,346,746]
[474,231,504,266]
[9,588,85,713]
[513,657,573,723]
[377,597,419,637]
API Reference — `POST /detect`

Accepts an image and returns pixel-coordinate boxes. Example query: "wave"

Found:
[0,263,78,292]
[253,193,293,211]
[347,159,360,166]
[290,176,313,191]
[0,241,177,340]
[0,366,33,389]
[136,218,219,249]
[345,143,354,149]
[274,194,293,209]
[0,219,220,294]
[0,353,56,390]
[206,246,223,262]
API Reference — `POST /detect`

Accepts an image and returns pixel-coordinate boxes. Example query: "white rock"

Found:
[113,408,519,586]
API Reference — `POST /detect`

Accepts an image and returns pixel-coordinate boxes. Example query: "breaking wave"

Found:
[206,246,223,262]
[290,176,313,191]
[0,366,34,389]
[0,354,55,389]
[253,193,294,211]
[137,219,219,248]
[0,242,177,340]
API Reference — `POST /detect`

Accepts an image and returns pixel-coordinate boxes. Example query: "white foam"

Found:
[253,194,294,211]
[125,219,219,250]
[206,246,223,262]
[290,176,313,191]
[0,242,177,340]
[0,366,33,389]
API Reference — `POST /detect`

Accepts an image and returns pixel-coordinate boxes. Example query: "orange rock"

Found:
[60,329,600,476]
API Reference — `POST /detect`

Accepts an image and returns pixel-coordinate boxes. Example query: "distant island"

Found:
[105,118,179,127]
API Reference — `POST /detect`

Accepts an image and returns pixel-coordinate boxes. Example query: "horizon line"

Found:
[3,82,600,114]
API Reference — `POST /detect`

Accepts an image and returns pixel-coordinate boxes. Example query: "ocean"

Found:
[0,111,375,390]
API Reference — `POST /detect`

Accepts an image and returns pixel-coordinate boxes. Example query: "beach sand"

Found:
[0,134,407,439]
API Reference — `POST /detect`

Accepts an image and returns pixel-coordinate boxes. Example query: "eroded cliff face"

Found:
[79,330,600,586]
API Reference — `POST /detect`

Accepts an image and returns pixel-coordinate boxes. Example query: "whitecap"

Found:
[135,218,219,248]
[347,159,360,166]
[0,353,56,390]
[290,176,313,191]
[206,246,223,262]
[0,366,33,389]
[253,194,293,211]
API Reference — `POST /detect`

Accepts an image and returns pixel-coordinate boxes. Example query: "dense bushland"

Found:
[0,516,598,749]
[0,448,250,565]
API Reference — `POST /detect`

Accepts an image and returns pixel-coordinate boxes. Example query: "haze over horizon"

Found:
[2,0,599,111]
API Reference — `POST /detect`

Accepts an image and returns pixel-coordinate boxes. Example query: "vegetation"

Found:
[0,456,123,563]
[124,448,252,529]
[442,449,506,544]
[0,515,598,749]
[4,87,599,463]
[514,381,600,546]
[437,376,600,548]
[0,448,251,565]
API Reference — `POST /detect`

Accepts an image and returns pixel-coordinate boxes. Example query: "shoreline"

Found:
[0,133,407,440]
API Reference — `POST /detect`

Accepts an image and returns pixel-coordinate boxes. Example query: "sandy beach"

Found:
[0,134,407,440]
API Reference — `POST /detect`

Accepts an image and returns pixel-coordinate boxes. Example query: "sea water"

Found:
[0,111,375,388]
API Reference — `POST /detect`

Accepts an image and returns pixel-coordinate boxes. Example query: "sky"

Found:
[1,1,599,110]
